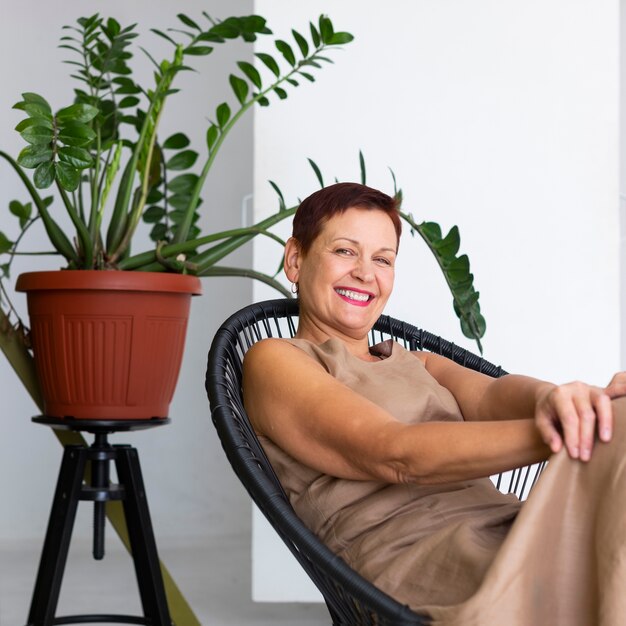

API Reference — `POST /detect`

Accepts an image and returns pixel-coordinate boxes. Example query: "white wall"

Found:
[0,0,256,556]
[252,0,620,601]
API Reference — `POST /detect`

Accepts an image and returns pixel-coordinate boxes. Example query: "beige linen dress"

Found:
[258,337,626,625]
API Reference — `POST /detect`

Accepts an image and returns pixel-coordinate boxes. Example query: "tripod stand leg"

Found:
[115,445,172,626]
[27,445,86,626]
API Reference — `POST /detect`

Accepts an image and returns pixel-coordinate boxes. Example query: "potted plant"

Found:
[0,10,486,421]
[0,11,355,420]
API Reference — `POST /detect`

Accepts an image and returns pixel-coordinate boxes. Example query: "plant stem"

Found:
[196,265,292,297]
[57,182,94,268]
[0,150,78,264]
[119,207,296,270]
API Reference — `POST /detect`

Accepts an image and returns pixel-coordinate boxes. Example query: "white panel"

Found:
[252,508,323,602]
[252,0,620,601]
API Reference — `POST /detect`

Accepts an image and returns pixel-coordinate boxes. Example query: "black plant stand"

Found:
[26,416,173,626]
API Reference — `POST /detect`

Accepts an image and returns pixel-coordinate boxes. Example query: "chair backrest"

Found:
[206,299,545,625]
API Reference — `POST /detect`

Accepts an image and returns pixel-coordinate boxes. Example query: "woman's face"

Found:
[285,207,398,340]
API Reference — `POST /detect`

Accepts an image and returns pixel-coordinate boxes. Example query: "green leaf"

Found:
[292,29,309,57]
[146,188,164,203]
[0,231,12,255]
[20,92,52,111]
[237,61,262,89]
[420,221,442,241]
[308,158,324,187]
[118,96,140,108]
[275,40,296,66]
[269,180,286,211]
[56,103,99,124]
[115,82,142,95]
[256,96,270,107]
[273,87,287,100]
[435,226,461,258]
[166,150,198,170]
[229,74,249,104]
[169,173,199,194]
[151,28,178,45]
[163,133,190,149]
[299,71,315,83]
[9,200,32,228]
[446,255,470,284]
[318,15,334,43]
[255,52,280,77]
[17,145,53,168]
[309,22,320,48]
[170,209,200,226]
[329,32,354,45]
[216,102,231,127]
[206,124,219,150]
[168,194,193,211]
[210,21,239,39]
[178,13,201,30]
[20,125,53,146]
[58,122,96,147]
[57,146,93,169]
[15,117,52,132]
[33,161,55,188]
[55,161,80,191]
[359,150,366,185]
[24,103,54,123]
[184,45,213,56]
[143,205,166,223]
[106,17,121,36]
[150,222,168,241]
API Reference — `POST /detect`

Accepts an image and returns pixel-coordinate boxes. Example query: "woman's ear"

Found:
[284,237,302,284]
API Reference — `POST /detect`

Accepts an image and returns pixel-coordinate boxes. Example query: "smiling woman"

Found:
[242,181,626,624]
[284,183,399,347]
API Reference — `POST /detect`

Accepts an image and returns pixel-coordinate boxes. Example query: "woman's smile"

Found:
[334,287,374,306]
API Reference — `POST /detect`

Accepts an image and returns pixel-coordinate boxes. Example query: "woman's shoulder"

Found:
[245,336,298,359]
[244,337,323,370]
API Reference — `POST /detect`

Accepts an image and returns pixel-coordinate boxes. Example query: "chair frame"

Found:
[206,298,545,625]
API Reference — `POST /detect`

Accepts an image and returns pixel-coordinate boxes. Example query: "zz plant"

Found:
[0,10,485,355]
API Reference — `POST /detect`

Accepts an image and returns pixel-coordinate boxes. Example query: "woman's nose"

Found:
[351,259,374,282]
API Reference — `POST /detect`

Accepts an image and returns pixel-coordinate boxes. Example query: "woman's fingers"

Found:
[535,409,563,454]
[547,386,582,459]
[535,383,613,461]
[573,391,597,461]
[593,391,613,443]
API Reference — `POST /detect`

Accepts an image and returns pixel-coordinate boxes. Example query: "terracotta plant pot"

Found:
[16,270,202,420]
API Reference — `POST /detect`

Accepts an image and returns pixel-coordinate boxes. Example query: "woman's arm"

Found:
[243,338,550,485]
[418,351,618,462]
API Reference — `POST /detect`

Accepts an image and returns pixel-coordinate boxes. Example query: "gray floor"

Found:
[0,534,329,625]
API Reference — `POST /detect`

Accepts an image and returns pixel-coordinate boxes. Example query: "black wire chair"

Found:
[206,299,546,625]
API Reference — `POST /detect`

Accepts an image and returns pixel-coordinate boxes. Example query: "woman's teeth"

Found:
[336,288,370,302]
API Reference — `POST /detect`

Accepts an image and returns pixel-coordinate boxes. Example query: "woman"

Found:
[243,182,626,624]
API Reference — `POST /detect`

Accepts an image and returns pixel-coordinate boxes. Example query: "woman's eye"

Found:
[375,257,392,266]
[335,248,353,256]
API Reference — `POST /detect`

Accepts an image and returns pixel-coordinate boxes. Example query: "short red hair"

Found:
[292,182,401,253]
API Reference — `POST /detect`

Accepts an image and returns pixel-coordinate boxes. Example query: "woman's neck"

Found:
[294,317,376,362]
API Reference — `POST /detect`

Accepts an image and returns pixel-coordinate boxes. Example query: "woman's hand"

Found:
[534,373,626,461]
